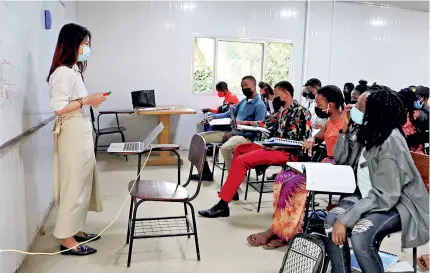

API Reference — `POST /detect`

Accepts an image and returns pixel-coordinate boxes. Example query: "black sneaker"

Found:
[198,205,230,218]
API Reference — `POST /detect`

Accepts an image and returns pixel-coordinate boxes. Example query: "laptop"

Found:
[107,122,164,153]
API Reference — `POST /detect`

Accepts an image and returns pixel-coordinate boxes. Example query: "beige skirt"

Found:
[52,109,102,239]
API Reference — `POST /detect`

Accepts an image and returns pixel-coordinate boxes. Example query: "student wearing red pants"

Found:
[198,81,312,218]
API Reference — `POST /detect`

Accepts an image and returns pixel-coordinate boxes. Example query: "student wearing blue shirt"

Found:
[191,75,267,182]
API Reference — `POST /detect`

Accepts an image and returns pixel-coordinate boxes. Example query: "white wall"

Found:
[306,1,429,90]
[76,1,429,148]
[0,1,76,273]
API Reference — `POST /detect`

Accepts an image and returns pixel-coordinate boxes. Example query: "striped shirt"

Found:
[49,65,88,111]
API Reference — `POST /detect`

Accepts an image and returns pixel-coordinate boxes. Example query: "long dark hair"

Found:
[357,85,405,150]
[398,87,418,127]
[47,23,91,82]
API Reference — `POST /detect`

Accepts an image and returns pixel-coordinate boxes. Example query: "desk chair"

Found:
[125,134,205,267]
[89,107,133,158]
[211,143,227,186]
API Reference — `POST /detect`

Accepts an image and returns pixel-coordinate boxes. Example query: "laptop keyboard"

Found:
[123,142,141,152]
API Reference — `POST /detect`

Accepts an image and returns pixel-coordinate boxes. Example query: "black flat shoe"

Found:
[74,232,101,243]
[218,191,239,201]
[198,205,230,218]
[60,244,97,256]
[190,173,214,182]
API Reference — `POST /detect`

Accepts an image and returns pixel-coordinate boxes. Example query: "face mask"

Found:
[302,91,308,98]
[78,45,91,62]
[307,92,315,100]
[414,100,424,109]
[315,107,330,119]
[351,106,364,125]
[242,88,253,98]
[217,91,225,98]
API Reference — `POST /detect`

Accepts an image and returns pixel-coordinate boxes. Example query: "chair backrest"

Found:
[411,152,429,193]
[89,107,97,132]
[188,134,206,176]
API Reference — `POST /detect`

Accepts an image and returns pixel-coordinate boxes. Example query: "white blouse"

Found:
[49,65,88,111]
[357,149,372,198]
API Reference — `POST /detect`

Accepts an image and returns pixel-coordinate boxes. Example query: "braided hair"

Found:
[357,85,405,150]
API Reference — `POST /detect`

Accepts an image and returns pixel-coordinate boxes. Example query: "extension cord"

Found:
[0,147,152,255]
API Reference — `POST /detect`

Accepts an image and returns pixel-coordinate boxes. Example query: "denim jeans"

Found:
[325,195,401,273]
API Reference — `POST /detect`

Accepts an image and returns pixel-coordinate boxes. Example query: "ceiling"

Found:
[347,1,429,11]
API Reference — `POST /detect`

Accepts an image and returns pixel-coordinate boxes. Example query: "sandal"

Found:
[246,233,272,247]
[263,238,288,249]
[417,254,430,270]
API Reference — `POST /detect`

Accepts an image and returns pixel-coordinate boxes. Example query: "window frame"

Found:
[192,34,295,95]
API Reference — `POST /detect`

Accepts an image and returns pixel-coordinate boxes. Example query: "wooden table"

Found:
[136,106,196,166]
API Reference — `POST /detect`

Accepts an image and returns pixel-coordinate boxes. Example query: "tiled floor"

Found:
[18,152,428,273]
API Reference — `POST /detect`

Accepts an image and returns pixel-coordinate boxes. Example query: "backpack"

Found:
[304,210,327,235]
[279,233,331,273]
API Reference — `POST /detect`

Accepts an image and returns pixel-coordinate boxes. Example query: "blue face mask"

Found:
[414,100,423,109]
[78,46,91,62]
[351,106,364,125]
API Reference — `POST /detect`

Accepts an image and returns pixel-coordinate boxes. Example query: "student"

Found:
[258,81,275,113]
[343,82,355,104]
[350,79,368,104]
[246,85,345,248]
[198,81,312,218]
[202,81,239,115]
[398,87,426,153]
[48,23,105,256]
[190,76,267,181]
[325,86,429,273]
[302,78,327,128]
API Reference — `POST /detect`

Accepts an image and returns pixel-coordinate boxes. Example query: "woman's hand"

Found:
[84,93,107,108]
[302,137,315,157]
[332,220,347,246]
[342,104,353,133]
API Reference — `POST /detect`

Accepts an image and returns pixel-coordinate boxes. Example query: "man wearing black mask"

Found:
[190,75,266,182]
[302,78,327,128]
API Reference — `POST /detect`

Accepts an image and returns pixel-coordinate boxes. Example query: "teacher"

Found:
[47,23,106,256]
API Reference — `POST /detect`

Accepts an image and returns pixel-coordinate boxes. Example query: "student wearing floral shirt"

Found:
[199,81,312,218]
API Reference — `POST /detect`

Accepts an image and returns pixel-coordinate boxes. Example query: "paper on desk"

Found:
[209,118,231,126]
[237,125,270,134]
[287,162,356,193]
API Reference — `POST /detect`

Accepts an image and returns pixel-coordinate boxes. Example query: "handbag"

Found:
[131,90,156,108]
[279,233,331,273]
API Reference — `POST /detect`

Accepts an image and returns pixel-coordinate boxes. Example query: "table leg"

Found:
[147,115,183,166]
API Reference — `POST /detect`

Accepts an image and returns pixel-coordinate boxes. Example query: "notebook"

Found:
[237,125,270,135]
[351,250,398,272]
[286,162,356,193]
[209,118,231,126]
[258,137,303,147]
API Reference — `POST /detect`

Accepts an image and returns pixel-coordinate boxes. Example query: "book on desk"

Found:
[287,162,356,193]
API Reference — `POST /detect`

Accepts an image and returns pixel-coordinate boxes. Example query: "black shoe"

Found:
[217,191,239,201]
[198,204,230,218]
[74,232,101,243]
[60,244,97,256]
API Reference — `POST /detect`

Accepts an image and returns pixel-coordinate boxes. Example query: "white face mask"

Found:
[78,45,91,62]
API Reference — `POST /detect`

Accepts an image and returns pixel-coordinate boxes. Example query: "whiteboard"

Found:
[0,1,67,146]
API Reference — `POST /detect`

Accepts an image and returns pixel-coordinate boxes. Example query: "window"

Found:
[193,37,293,93]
